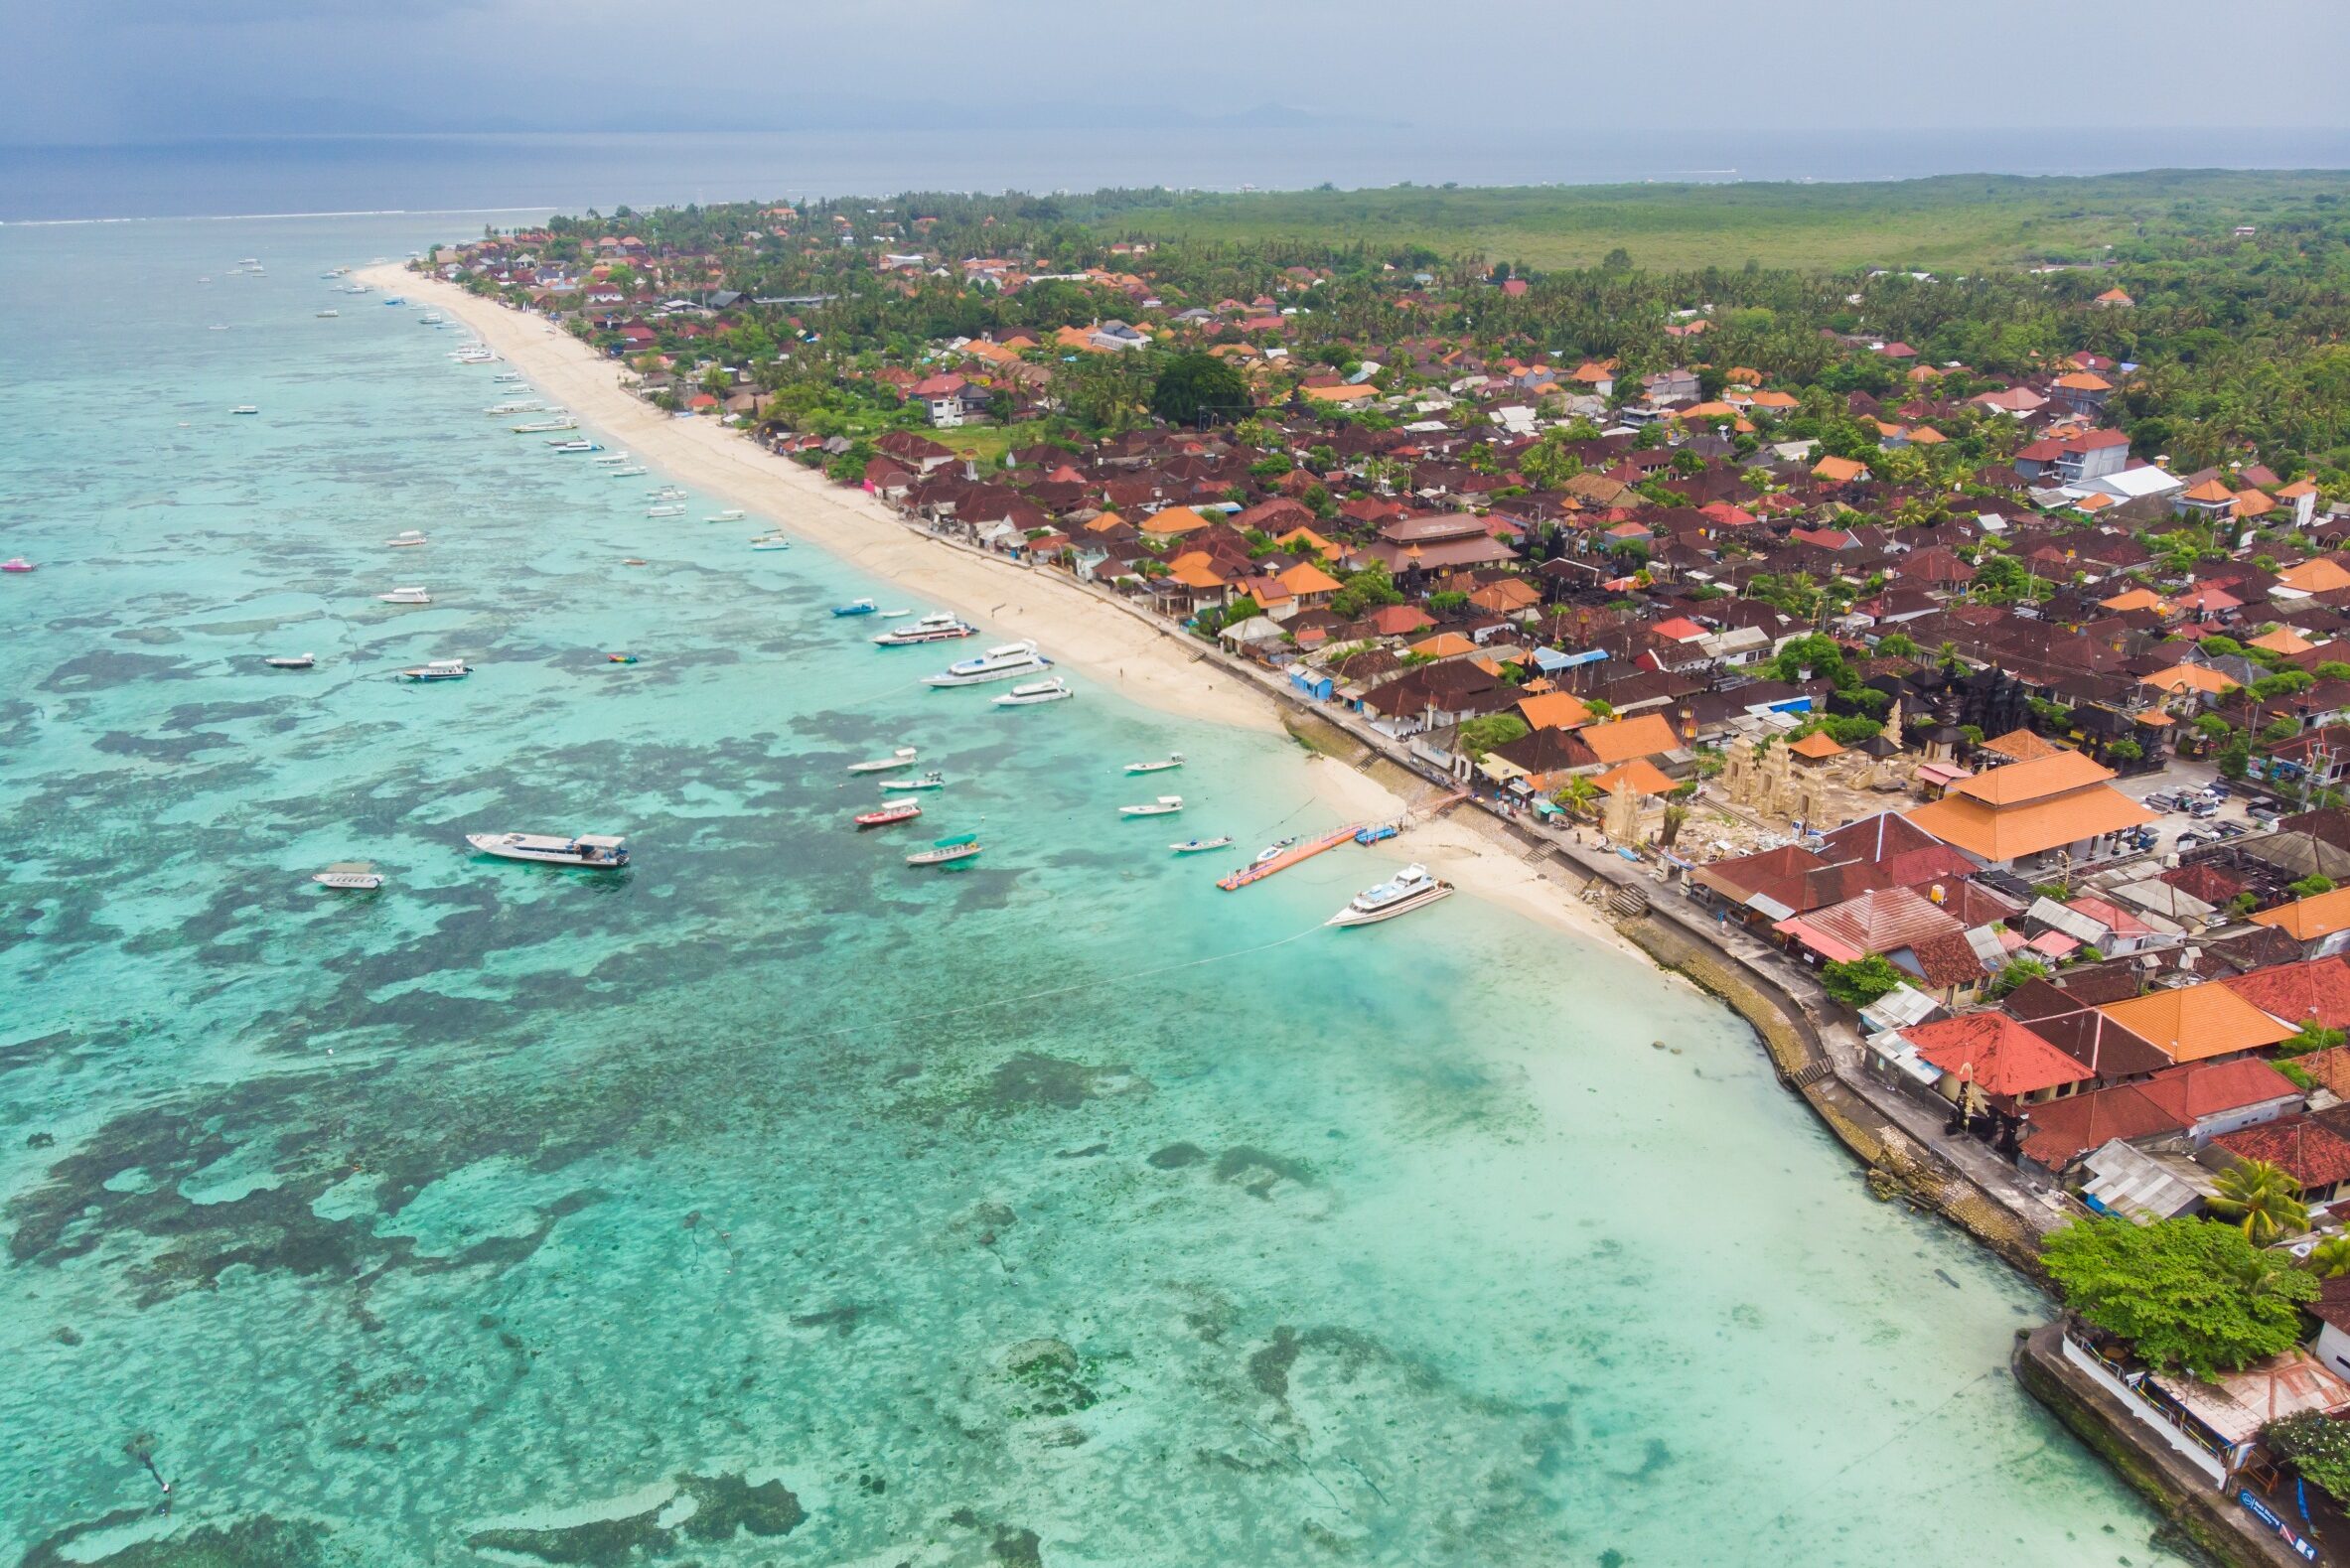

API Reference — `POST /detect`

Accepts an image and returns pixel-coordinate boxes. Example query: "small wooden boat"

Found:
[1120,795,1184,817]
[706,509,745,522]
[832,598,879,617]
[750,533,791,550]
[646,504,684,517]
[606,652,638,664]
[1251,837,1298,866]
[400,658,471,681]
[846,748,918,775]
[621,558,649,567]
[855,800,923,828]
[314,861,384,891]
[1170,837,1233,854]
[385,530,427,548]
[906,833,981,867]
[230,405,259,415]
[1125,753,1184,775]
[878,771,947,791]
[264,652,316,669]
[378,586,431,604]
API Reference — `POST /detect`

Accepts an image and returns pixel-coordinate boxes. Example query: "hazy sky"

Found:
[9,0,2350,145]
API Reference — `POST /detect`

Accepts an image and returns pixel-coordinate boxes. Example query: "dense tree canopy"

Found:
[1148,352,1251,427]
[2043,1217,2316,1378]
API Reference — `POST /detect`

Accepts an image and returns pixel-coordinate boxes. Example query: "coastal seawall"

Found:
[2014,1324,2316,1568]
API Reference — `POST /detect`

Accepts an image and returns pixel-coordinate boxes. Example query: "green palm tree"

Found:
[2209,1159,2309,1246]
[2305,1235,2350,1279]
[1556,777,1601,819]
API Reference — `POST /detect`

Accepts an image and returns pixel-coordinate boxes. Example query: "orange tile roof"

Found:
[2099,587,2166,613]
[1789,730,1845,760]
[2253,885,2350,942]
[1143,506,1215,536]
[1904,786,2153,863]
[2181,478,2239,503]
[1277,560,1345,595]
[1407,632,1480,659]
[1982,729,2062,763]
[1582,713,1683,765]
[1948,750,2116,805]
[2218,957,2350,1032]
[1812,455,1868,484]
[1301,381,1379,403]
[2141,663,2240,697]
[2251,627,2317,655]
[1275,525,1338,555]
[2098,984,2296,1064]
[1593,759,1678,796]
[1516,691,1593,731]
[2279,558,2350,595]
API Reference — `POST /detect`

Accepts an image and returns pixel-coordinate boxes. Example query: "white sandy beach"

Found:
[367,266,1646,959]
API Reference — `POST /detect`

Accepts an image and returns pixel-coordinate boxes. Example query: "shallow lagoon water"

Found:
[0,219,2191,1566]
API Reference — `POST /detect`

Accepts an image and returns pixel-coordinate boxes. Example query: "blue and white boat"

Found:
[1326,864,1453,927]
[832,598,878,617]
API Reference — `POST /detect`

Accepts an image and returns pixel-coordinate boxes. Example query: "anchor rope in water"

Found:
[1759,1362,2004,1558]
[809,923,1325,1040]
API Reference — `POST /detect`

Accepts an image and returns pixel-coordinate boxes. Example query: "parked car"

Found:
[2191,802,2222,818]
[2216,822,2249,839]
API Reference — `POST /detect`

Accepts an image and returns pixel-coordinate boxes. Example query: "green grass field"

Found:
[1079,170,2350,273]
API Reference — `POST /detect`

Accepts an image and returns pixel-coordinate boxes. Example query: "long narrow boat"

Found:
[906,833,982,867]
[466,831,630,868]
[1125,753,1184,775]
[314,861,385,891]
[263,652,316,669]
[878,771,947,792]
[1120,795,1183,817]
[854,800,922,828]
[1170,837,1233,854]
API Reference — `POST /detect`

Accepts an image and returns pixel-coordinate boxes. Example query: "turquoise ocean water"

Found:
[0,217,2188,1566]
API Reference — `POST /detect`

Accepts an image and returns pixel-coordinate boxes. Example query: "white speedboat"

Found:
[513,416,576,433]
[1125,753,1184,775]
[485,400,543,415]
[873,613,976,646]
[378,587,431,604]
[1170,836,1233,854]
[846,747,918,775]
[385,530,427,547]
[1120,795,1184,817]
[1326,864,1454,927]
[707,508,745,522]
[399,658,471,681]
[547,439,601,454]
[648,486,686,500]
[467,831,629,868]
[994,677,1073,706]
[1251,836,1298,866]
[591,450,630,465]
[264,652,316,669]
[609,465,649,477]
[647,504,685,517]
[878,771,947,791]
[924,641,1047,687]
[314,861,383,891]
[421,311,445,325]
[230,404,259,415]
[750,533,791,550]
[315,309,340,319]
